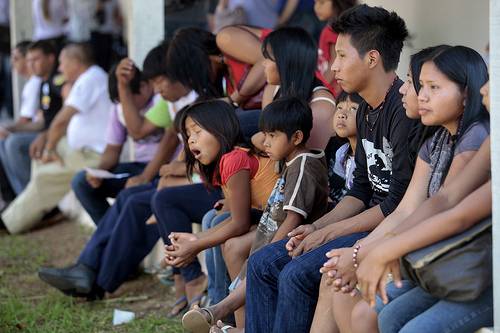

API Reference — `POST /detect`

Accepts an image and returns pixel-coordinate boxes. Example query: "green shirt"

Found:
[145,98,172,128]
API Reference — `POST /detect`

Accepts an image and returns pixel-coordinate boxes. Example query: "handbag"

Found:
[400,217,492,302]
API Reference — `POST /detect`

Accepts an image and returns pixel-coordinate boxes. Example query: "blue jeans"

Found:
[202,209,232,305]
[0,131,37,194]
[152,183,223,283]
[71,162,147,223]
[235,109,261,143]
[78,182,160,292]
[377,281,493,333]
[246,232,368,333]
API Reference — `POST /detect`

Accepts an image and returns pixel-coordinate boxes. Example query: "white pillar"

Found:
[9,0,33,119]
[123,0,164,271]
[125,0,164,69]
[490,0,500,330]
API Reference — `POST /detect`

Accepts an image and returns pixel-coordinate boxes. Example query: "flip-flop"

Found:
[166,295,188,318]
[182,307,215,333]
[188,292,208,309]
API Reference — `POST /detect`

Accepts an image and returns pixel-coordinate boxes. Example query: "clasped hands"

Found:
[164,232,201,268]
[321,244,403,308]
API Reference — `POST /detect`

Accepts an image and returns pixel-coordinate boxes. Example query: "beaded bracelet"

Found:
[352,244,361,268]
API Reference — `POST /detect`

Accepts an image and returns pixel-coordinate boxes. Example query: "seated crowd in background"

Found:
[0,1,493,333]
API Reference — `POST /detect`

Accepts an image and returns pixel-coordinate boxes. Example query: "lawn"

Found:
[0,221,184,333]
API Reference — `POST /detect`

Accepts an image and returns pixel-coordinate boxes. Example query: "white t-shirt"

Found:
[66,0,97,42]
[32,0,67,41]
[65,65,112,153]
[20,76,42,119]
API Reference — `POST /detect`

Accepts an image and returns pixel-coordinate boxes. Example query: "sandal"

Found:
[188,292,208,309]
[167,295,188,318]
[182,306,215,333]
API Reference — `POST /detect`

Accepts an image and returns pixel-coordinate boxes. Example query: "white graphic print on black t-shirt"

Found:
[347,79,419,216]
[362,136,393,193]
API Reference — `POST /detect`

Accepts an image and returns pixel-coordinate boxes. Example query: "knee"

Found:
[223,236,248,263]
[115,185,141,205]
[247,246,272,279]
[71,171,89,193]
[151,187,175,213]
[201,209,217,231]
[279,261,305,287]
[4,135,19,152]
[351,300,378,333]
[319,273,331,294]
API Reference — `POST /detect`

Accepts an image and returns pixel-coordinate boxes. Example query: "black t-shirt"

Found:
[39,74,64,130]
[347,78,419,216]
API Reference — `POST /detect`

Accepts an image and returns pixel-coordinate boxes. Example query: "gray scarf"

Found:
[427,127,457,197]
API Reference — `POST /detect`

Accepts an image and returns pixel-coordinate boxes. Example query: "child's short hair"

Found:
[108,62,142,103]
[259,97,313,144]
[142,41,169,81]
[336,91,364,105]
[332,4,408,71]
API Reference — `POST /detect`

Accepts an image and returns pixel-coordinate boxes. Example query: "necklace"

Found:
[365,76,398,131]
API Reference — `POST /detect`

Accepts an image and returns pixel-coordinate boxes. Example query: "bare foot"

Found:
[167,295,188,318]
[185,274,208,308]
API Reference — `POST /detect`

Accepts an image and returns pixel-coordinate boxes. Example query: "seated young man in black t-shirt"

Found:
[244,5,417,333]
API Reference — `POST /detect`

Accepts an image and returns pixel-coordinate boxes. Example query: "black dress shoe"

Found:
[38,263,96,297]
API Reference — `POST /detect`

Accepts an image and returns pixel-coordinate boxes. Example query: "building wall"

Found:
[365,0,489,77]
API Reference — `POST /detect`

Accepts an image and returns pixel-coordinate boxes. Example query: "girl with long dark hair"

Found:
[253,27,337,150]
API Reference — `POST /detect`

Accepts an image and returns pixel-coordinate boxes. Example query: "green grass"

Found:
[0,292,184,333]
[0,232,184,332]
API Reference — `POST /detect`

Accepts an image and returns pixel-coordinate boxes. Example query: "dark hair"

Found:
[262,27,318,101]
[428,46,489,186]
[330,0,358,22]
[15,40,32,56]
[336,91,363,105]
[410,45,451,93]
[180,100,244,185]
[166,27,223,99]
[332,4,408,71]
[27,40,57,56]
[406,46,451,168]
[260,97,313,144]
[108,62,142,103]
[173,104,188,133]
[142,41,169,81]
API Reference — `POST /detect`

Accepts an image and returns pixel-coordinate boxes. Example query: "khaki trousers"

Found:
[2,138,101,234]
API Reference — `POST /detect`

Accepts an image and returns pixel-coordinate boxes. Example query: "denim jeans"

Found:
[235,109,261,143]
[377,281,493,333]
[71,162,146,223]
[245,232,368,333]
[0,131,37,194]
[202,209,231,305]
[78,182,160,292]
[152,183,223,283]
